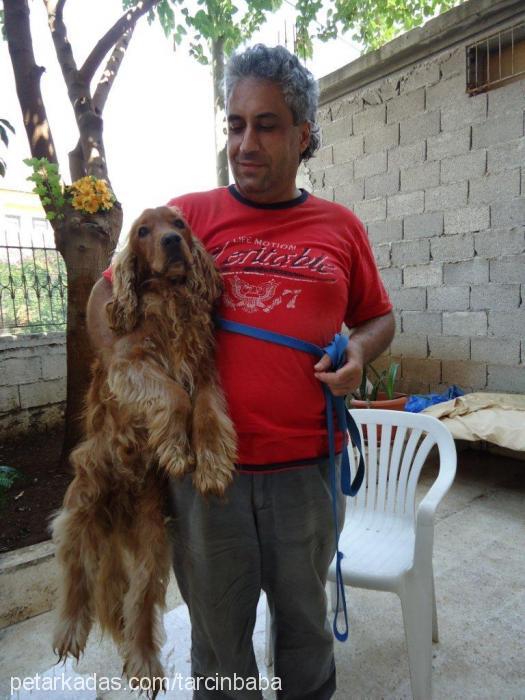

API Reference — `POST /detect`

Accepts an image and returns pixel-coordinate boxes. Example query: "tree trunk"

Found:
[211,36,229,187]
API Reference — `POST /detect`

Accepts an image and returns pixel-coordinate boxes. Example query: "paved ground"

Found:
[1,447,523,700]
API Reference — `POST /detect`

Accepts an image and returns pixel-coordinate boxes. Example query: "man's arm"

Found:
[314,311,396,397]
[86,277,116,351]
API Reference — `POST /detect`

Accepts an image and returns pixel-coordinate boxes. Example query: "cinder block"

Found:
[404,263,443,288]
[388,191,424,218]
[428,335,470,360]
[354,151,387,179]
[401,356,441,384]
[401,62,440,93]
[390,334,428,358]
[389,288,426,311]
[472,112,523,149]
[441,92,487,131]
[364,123,399,154]
[489,255,525,284]
[444,206,489,234]
[491,197,525,229]
[308,146,333,172]
[380,267,402,290]
[441,150,486,185]
[404,212,443,240]
[474,228,525,258]
[426,74,465,110]
[442,360,487,390]
[430,233,474,263]
[41,353,66,380]
[487,365,525,393]
[18,378,67,409]
[399,111,440,146]
[488,310,525,337]
[469,169,521,205]
[391,239,430,267]
[318,105,332,125]
[365,171,399,199]
[388,142,426,170]
[374,244,391,268]
[386,87,425,124]
[353,103,386,134]
[361,88,383,106]
[0,357,41,386]
[487,137,525,173]
[330,96,362,121]
[439,49,465,80]
[427,128,470,162]
[0,385,19,413]
[487,81,525,119]
[443,311,487,336]
[322,116,352,145]
[333,136,364,165]
[312,187,334,202]
[470,284,520,311]
[401,161,440,193]
[367,219,403,245]
[379,78,400,102]
[425,181,468,213]
[471,337,520,365]
[323,162,354,187]
[403,311,442,335]
[334,180,365,207]
[353,197,386,223]
[427,285,470,311]
[444,258,489,285]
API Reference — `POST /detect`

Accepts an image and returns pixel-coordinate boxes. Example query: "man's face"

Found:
[227,77,311,204]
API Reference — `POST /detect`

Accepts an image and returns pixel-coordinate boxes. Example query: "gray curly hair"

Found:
[224,44,320,162]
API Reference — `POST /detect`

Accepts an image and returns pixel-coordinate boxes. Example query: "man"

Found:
[88,44,395,700]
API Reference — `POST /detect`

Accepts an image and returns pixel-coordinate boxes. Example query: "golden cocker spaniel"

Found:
[51,206,237,696]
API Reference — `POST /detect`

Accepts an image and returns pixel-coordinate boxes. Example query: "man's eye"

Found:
[138,226,149,238]
[228,124,243,133]
[258,125,275,131]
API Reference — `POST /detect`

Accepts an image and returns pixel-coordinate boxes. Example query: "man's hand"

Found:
[313,311,396,397]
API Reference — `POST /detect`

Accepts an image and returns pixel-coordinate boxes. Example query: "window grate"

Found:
[467,22,525,94]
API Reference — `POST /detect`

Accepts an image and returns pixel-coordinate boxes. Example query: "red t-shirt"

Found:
[104,186,392,471]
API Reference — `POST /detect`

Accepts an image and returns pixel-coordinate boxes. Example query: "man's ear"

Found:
[299,121,311,157]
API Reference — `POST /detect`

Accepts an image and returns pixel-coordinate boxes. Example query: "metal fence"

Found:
[467,21,525,94]
[0,221,67,335]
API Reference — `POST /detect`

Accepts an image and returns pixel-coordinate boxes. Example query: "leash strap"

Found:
[215,317,365,642]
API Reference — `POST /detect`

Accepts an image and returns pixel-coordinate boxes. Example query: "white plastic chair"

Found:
[264,409,456,700]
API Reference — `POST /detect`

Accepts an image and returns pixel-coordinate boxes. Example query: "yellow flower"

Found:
[70,176,114,213]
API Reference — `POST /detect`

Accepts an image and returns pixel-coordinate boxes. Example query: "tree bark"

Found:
[211,36,229,186]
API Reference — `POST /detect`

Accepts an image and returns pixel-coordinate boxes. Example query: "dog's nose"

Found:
[162,232,182,248]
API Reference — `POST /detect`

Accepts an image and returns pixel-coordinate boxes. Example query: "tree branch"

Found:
[4,0,58,165]
[80,0,160,85]
[93,26,135,115]
[44,0,82,102]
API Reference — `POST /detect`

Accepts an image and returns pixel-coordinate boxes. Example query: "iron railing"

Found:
[0,225,67,335]
[467,21,525,94]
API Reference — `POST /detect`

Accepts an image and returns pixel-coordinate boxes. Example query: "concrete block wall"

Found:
[311,8,525,395]
[0,334,66,439]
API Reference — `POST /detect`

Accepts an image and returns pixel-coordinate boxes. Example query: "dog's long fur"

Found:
[51,206,237,696]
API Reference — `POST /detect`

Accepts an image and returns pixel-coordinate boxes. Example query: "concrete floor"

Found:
[1,448,524,700]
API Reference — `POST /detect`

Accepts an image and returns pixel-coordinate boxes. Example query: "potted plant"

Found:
[349,362,407,410]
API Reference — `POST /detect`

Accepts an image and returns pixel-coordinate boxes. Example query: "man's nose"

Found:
[162,232,182,249]
[240,125,260,153]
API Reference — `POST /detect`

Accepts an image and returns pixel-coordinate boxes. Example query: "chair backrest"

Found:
[347,409,456,520]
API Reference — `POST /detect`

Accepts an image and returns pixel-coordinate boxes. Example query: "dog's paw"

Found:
[52,617,90,663]
[124,653,166,699]
[157,442,192,479]
[193,449,235,497]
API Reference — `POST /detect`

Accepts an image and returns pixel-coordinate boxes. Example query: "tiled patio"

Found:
[1,447,523,700]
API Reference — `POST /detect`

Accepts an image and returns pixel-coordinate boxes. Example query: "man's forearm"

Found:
[347,311,396,366]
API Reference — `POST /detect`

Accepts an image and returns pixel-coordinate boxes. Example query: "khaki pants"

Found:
[168,456,345,700]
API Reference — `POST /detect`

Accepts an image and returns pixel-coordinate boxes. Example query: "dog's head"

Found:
[107,206,223,334]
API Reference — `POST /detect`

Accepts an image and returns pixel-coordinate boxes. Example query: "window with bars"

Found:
[467,21,525,94]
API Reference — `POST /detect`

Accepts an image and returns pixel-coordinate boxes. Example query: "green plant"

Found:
[0,465,22,510]
[356,362,400,402]
[24,157,66,221]
[0,117,15,177]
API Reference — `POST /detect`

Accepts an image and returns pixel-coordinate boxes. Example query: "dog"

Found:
[51,206,237,697]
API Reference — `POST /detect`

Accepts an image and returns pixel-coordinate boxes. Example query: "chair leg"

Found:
[432,574,439,644]
[328,580,337,613]
[399,574,433,700]
[264,599,273,667]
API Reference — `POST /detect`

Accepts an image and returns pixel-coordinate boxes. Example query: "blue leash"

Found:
[215,317,365,642]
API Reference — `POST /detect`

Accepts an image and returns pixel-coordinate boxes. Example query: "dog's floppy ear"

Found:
[106,241,139,334]
[190,237,223,307]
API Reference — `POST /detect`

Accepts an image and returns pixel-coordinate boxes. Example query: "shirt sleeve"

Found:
[344,219,393,328]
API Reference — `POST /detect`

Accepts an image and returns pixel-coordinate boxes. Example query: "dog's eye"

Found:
[173,219,185,229]
[138,226,150,238]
